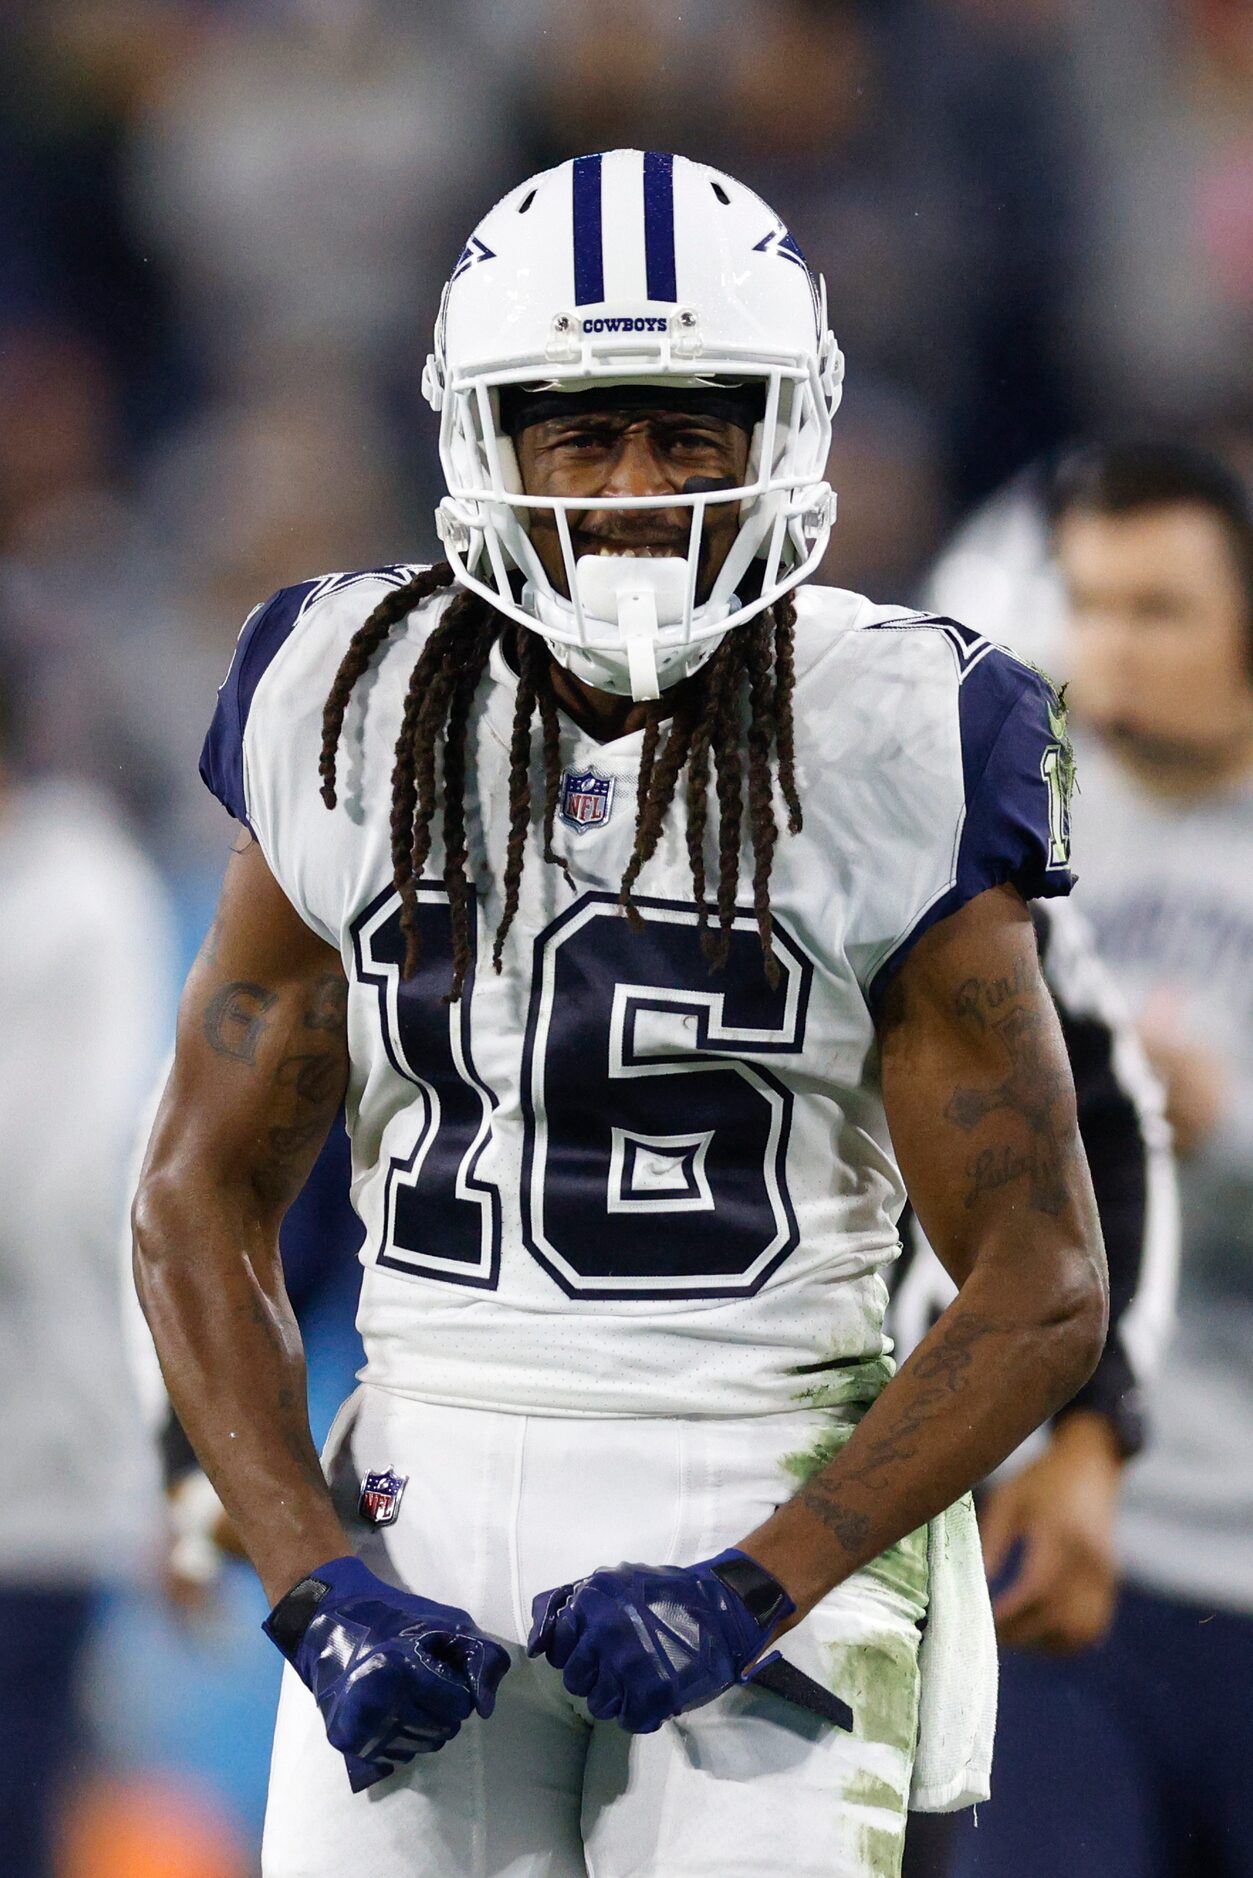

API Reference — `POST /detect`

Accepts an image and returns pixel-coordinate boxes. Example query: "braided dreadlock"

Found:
[320,561,803,999]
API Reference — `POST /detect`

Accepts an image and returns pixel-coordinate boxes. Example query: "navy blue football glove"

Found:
[263,1555,511,1791]
[527,1548,794,1733]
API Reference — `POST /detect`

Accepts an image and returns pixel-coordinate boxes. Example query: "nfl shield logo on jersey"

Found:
[358,1468,407,1527]
[558,766,615,832]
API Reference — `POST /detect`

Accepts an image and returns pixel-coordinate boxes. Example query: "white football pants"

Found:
[262,1385,928,1878]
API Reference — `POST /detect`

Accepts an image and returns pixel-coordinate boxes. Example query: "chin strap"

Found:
[524,555,733,703]
[575,554,690,704]
[615,585,663,701]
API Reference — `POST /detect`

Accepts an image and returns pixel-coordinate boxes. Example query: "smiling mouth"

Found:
[574,526,692,558]
[578,544,686,558]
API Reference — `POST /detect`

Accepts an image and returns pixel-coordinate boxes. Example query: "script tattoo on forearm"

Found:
[800,1307,1014,1554]
[796,1312,1010,1552]
[945,977,1072,1217]
[204,981,277,1064]
[794,1489,871,1555]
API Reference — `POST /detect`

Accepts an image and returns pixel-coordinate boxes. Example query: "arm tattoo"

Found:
[946,986,1071,1217]
[204,982,277,1064]
[250,1044,346,1206]
[266,1116,330,1163]
[794,1489,871,1554]
[206,968,347,1201]
[304,974,349,1033]
[796,1312,1013,1550]
[952,959,1031,1031]
[274,1051,341,1106]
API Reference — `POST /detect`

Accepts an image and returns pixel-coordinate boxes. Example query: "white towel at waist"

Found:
[910,1492,998,1812]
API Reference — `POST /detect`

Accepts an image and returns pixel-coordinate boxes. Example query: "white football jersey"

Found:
[202,568,1073,1418]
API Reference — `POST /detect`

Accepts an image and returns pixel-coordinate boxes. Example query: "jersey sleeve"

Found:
[868,647,1075,1014]
[199,579,322,829]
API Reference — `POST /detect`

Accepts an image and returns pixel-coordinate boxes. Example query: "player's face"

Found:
[515,409,751,602]
[1057,503,1253,774]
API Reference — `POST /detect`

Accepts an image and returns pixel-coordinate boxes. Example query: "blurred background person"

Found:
[1067,0,1253,434]
[0,644,173,1878]
[933,437,1253,1878]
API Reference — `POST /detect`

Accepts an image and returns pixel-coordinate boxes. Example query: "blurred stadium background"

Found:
[1,1,1249,1873]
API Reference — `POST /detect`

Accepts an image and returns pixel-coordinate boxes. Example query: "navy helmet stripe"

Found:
[643,151,677,301]
[572,154,604,305]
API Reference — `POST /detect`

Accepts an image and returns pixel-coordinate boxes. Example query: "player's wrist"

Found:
[703,1548,795,1641]
[263,1554,382,1663]
[733,1509,854,1622]
[253,1512,358,1612]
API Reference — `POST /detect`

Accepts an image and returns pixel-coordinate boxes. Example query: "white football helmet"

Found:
[422,149,844,701]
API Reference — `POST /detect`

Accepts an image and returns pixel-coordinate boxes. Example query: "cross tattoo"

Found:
[945,1004,1068,1216]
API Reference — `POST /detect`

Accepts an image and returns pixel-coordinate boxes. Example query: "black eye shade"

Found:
[498,380,768,439]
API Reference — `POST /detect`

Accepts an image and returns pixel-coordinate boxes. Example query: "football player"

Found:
[134,151,1107,1878]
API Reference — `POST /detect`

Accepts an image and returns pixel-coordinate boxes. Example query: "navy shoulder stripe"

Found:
[864,610,997,678]
[200,580,320,827]
[199,565,428,826]
[868,646,1075,1014]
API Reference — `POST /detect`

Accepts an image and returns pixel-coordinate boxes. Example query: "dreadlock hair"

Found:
[320,561,803,1000]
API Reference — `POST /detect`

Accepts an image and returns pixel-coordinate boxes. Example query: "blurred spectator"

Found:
[0,326,414,895]
[1067,0,1253,426]
[142,365,411,629]
[713,0,1086,509]
[0,314,187,854]
[125,0,518,386]
[0,646,174,1878]
[822,381,945,596]
[941,438,1253,1878]
[511,0,731,164]
[921,461,1066,677]
[0,1,199,443]
[131,367,414,884]
[0,321,119,558]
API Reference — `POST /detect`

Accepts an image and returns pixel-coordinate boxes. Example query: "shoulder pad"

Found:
[867,630,1075,1011]
[199,565,430,826]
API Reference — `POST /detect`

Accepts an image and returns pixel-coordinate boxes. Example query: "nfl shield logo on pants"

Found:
[358,1468,407,1527]
[558,765,615,832]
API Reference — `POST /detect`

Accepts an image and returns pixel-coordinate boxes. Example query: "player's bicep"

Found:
[148,841,349,1218]
[878,884,1099,1294]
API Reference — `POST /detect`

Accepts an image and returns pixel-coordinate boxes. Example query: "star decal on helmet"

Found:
[451,235,497,282]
